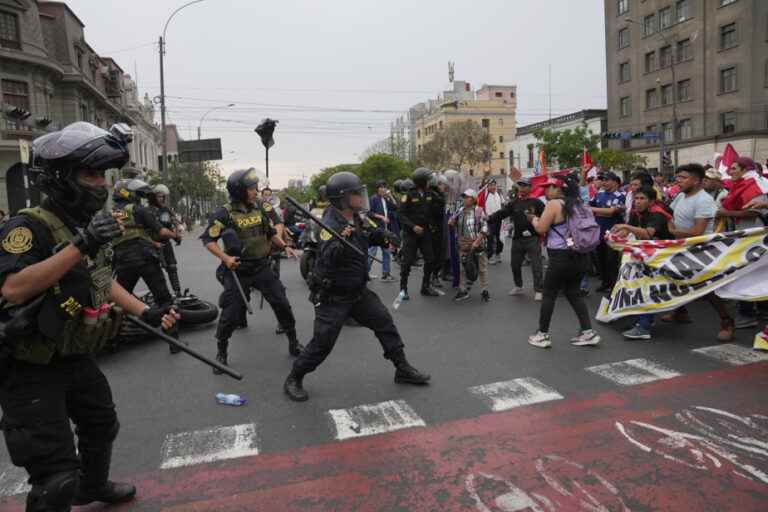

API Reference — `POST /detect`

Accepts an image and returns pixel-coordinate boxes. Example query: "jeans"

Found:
[368,246,391,275]
[636,314,654,330]
[510,237,543,291]
[538,249,592,333]
[486,221,503,258]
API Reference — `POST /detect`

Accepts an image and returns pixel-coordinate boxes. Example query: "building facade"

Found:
[0,0,160,213]
[505,109,607,176]
[605,0,768,172]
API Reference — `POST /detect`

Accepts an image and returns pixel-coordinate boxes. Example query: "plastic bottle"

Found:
[393,290,406,310]
[83,308,99,326]
[215,393,247,406]
[98,304,110,323]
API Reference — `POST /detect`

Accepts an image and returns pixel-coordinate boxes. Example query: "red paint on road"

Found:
[3,363,768,511]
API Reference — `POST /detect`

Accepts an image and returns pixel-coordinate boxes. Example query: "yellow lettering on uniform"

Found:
[235,214,262,228]
[60,297,83,317]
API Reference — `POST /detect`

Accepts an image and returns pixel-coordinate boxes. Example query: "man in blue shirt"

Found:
[590,172,625,292]
[368,181,398,282]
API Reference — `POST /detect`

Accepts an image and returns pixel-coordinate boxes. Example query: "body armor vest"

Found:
[112,203,153,247]
[225,202,272,259]
[11,207,123,364]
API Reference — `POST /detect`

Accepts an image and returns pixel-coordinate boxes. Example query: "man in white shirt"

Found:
[483,179,504,264]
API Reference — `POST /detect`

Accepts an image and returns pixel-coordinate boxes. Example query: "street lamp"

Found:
[255,118,278,179]
[626,17,679,174]
[159,0,208,177]
[198,103,235,140]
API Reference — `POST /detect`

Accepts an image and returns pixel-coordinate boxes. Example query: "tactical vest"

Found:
[224,202,272,259]
[11,207,123,364]
[112,203,153,247]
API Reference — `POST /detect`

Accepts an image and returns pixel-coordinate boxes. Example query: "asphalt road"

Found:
[1,231,767,511]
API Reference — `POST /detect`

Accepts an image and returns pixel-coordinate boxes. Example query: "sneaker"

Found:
[534,292,543,301]
[570,329,601,346]
[717,318,735,342]
[508,287,524,296]
[660,309,692,324]
[623,325,652,340]
[481,290,490,302]
[528,331,552,348]
[454,290,471,302]
[734,313,758,329]
[368,273,379,280]
[380,273,396,283]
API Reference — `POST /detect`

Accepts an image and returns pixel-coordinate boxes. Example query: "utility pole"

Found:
[159,36,167,176]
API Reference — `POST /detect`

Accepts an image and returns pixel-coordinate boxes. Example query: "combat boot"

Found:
[392,353,431,385]
[287,329,304,357]
[283,370,309,401]
[72,446,136,506]
[213,339,228,375]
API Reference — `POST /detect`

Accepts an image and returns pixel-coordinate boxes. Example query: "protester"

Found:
[483,179,504,264]
[368,180,397,282]
[664,164,735,341]
[590,172,625,293]
[624,172,655,222]
[488,178,544,300]
[703,167,728,208]
[528,176,600,348]
[449,189,490,303]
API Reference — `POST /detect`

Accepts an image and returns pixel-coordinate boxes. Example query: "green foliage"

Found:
[308,163,359,197]
[593,148,649,173]
[418,120,495,170]
[306,155,413,200]
[278,185,314,205]
[533,126,601,169]
[147,161,227,215]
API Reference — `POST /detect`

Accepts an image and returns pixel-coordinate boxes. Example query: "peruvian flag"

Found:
[581,146,593,168]
[716,143,739,178]
[534,147,548,176]
[721,170,768,213]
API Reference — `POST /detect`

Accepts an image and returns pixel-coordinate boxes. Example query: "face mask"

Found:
[78,182,109,214]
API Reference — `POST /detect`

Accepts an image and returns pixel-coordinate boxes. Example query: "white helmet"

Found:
[153,184,170,196]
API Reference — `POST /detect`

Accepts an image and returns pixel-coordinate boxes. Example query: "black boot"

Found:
[72,446,136,506]
[287,330,304,357]
[283,370,309,401]
[393,355,431,385]
[26,472,79,512]
[420,286,440,297]
[213,339,228,375]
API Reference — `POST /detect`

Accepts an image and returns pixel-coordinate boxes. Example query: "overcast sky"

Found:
[67,0,607,187]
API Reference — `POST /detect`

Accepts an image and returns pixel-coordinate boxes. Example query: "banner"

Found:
[596,228,768,323]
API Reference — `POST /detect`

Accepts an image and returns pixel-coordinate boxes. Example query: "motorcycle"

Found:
[298,216,320,284]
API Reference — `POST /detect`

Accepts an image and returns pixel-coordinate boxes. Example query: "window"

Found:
[660,84,673,106]
[678,79,691,101]
[498,118,504,127]
[676,0,690,22]
[719,0,737,6]
[481,118,490,129]
[0,11,20,50]
[720,66,737,93]
[678,119,692,139]
[619,61,631,83]
[618,0,629,16]
[510,92,515,98]
[621,139,631,149]
[75,46,84,69]
[495,92,503,98]
[510,150,514,165]
[646,124,657,144]
[416,129,421,138]
[499,135,504,143]
[618,27,630,49]
[660,7,673,29]
[662,122,673,141]
[438,121,443,130]
[499,152,505,160]
[1,79,30,110]
[644,14,657,36]
[720,23,737,49]
[646,88,659,109]
[527,146,534,168]
[620,96,632,117]
[660,45,673,68]
[79,103,89,122]
[721,111,737,133]
[645,51,657,73]
[677,38,692,62]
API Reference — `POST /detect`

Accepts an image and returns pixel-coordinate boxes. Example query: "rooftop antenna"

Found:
[448,61,455,83]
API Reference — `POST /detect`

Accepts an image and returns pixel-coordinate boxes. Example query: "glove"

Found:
[141,305,172,327]
[74,212,123,257]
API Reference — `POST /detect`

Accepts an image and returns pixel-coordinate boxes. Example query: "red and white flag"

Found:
[581,146,593,168]
[716,143,739,178]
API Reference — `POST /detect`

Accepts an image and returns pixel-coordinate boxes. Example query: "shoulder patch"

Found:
[320,229,332,242]
[401,196,408,204]
[208,221,223,238]
[263,203,273,212]
[2,226,33,254]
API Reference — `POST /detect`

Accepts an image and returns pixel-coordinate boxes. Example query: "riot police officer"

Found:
[0,122,178,511]
[148,184,183,296]
[111,179,176,309]
[202,169,303,374]
[397,168,441,298]
[429,174,449,288]
[283,171,431,402]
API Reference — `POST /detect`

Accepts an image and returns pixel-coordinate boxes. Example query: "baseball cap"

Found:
[542,177,564,188]
[461,188,477,199]
[705,168,722,180]
[517,178,532,187]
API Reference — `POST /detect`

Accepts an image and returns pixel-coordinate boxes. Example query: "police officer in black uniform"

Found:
[0,122,178,512]
[111,179,176,309]
[202,169,303,374]
[283,171,431,402]
[397,168,441,299]
[148,184,183,296]
[428,174,449,289]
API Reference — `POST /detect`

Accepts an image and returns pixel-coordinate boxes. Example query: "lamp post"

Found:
[159,0,208,177]
[255,118,278,180]
[626,18,679,174]
[198,103,235,140]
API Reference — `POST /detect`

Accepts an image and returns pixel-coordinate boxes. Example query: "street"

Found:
[1,233,767,511]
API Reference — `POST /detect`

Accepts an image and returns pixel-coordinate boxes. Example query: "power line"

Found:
[100,41,157,55]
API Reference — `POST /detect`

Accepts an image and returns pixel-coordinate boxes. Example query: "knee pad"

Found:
[26,471,79,511]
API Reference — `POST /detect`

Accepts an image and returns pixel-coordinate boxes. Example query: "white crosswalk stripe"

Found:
[586,358,681,386]
[692,343,768,366]
[159,423,259,470]
[0,464,30,498]
[328,399,426,441]
[469,377,564,412]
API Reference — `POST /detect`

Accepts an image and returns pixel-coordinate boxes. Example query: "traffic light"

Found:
[661,150,672,168]
[254,118,278,149]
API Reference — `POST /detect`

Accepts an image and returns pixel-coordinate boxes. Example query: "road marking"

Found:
[469,377,564,412]
[586,358,681,386]
[692,344,768,366]
[0,464,30,498]
[159,423,259,470]
[328,399,426,441]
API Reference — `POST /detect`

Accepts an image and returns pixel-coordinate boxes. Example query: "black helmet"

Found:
[31,122,131,222]
[227,167,261,202]
[412,167,433,188]
[401,178,415,191]
[113,178,153,204]
[392,179,405,193]
[326,171,365,210]
[317,185,328,202]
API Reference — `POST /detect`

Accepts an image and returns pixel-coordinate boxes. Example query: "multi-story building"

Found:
[0,1,161,213]
[604,0,768,172]
[412,81,517,175]
[505,109,607,176]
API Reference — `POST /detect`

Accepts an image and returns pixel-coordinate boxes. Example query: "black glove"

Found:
[74,212,123,257]
[141,305,173,327]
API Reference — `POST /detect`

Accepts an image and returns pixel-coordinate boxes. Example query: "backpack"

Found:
[556,202,601,253]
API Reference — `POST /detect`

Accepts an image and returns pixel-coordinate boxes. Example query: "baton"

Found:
[284,196,382,264]
[125,315,243,380]
[230,264,253,315]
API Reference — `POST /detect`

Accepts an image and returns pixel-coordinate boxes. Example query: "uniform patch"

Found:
[320,229,332,241]
[263,203,273,212]
[208,223,222,238]
[401,196,408,203]
[2,227,33,254]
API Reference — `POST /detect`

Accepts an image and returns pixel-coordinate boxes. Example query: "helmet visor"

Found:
[33,122,111,161]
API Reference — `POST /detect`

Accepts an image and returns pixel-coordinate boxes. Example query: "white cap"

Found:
[461,188,477,199]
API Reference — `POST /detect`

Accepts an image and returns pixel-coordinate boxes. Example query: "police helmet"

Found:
[412,167,433,188]
[326,171,365,210]
[317,185,328,202]
[113,178,153,204]
[227,167,261,202]
[153,184,170,196]
[31,122,131,221]
[401,178,415,191]
[392,179,405,193]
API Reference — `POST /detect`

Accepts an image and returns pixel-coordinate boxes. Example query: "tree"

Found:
[361,134,409,161]
[356,154,411,193]
[308,163,360,198]
[418,120,495,170]
[593,148,648,173]
[148,161,226,220]
[533,126,601,169]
